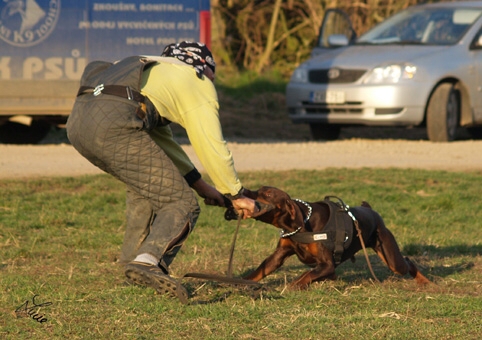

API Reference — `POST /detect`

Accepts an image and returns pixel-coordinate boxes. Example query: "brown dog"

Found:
[242,186,430,289]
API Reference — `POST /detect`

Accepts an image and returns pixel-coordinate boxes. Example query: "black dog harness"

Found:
[283,196,355,265]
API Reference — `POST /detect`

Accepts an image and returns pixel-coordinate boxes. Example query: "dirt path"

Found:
[1,138,481,179]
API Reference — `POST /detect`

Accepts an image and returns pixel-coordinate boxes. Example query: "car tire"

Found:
[0,120,51,144]
[466,126,482,139]
[309,123,341,141]
[426,83,459,142]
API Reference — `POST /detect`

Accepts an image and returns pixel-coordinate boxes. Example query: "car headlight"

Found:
[290,68,308,83]
[364,64,417,84]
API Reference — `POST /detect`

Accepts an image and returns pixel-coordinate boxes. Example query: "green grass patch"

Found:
[216,69,287,99]
[1,169,481,339]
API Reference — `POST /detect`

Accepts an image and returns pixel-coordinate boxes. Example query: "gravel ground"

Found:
[1,128,482,179]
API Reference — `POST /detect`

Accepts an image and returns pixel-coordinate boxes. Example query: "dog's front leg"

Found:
[291,263,336,289]
[244,245,295,282]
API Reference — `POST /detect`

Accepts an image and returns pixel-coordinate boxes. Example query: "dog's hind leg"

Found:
[374,218,430,285]
[404,256,431,284]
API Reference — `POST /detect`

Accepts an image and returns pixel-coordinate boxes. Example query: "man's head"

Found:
[161,41,216,80]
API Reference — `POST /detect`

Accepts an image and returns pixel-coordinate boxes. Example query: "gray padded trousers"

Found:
[66,94,200,271]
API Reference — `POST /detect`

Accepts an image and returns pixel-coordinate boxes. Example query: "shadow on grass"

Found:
[183,278,284,305]
[180,242,481,304]
[403,243,480,280]
[239,243,481,286]
[403,243,482,257]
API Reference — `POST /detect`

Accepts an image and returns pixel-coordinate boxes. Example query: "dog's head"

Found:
[244,186,305,231]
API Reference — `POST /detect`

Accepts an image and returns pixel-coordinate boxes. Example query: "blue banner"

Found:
[0,0,209,80]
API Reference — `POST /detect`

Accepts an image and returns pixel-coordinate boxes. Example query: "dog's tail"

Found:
[361,201,372,209]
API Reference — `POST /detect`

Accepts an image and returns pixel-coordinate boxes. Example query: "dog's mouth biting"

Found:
[224,200,275,221]
[253,201,276,217]
[223,187,281,221]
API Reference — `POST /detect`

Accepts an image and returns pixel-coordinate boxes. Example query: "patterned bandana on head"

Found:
[161,41,216,79]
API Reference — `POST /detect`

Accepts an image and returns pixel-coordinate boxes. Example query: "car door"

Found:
[470,27,482,123]
[311,8,357,57]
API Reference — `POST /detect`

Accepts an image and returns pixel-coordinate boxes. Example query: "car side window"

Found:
[372,12,430,43]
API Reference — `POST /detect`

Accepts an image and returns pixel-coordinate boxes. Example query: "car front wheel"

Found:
[0,120,51,144]
[309,123,341,141]
[426,83,459,142]
[466,126,482,139]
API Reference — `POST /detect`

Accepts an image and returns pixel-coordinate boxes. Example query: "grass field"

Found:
[1,169,481,339]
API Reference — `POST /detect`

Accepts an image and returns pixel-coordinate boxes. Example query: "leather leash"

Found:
[226,210,241,278]
[337,200,380,283]
[352,217,381,283]
[177,213,261,304]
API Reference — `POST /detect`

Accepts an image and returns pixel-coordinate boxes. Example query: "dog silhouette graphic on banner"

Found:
[1,0,46,34]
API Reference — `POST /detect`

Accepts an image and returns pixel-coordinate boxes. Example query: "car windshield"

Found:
[357,7,482,45]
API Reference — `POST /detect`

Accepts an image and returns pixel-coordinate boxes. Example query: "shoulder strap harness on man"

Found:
[76,56,151,100]
[76,56,170,127]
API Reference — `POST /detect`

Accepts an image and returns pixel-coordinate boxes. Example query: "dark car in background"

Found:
[286,1,482,142]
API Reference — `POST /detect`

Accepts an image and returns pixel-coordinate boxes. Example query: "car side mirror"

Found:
[470,34,482,49]
[327,34,350,47]
[477,35,482,47]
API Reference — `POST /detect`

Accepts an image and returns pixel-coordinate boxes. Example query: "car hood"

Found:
[305,45,451,69]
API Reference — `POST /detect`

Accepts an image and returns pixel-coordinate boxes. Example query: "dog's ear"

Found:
[281,199,304,229]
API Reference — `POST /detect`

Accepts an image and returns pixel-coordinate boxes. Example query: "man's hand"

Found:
[231,196,259,219]
[191,179,225,207]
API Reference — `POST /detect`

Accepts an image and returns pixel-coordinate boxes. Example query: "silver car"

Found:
[286,1,482,142]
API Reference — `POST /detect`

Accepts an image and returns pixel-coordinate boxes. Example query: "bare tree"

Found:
[212,0,427,75]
